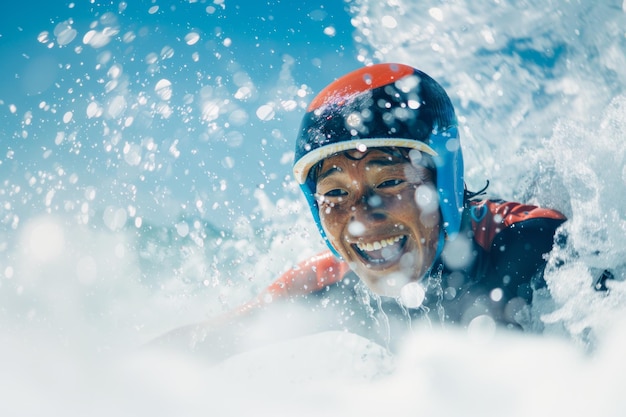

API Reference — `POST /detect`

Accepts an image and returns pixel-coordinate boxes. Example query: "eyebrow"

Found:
[316,166,342,182]
[316,156,406,183]
[366,158,404,168]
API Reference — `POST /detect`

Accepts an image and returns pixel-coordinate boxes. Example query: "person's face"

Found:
[315,148,441,296]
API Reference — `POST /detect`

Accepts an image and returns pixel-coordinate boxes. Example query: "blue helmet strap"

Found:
[300,181,342,258]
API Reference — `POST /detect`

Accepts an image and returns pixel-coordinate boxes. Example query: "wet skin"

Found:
[315,148,441,297]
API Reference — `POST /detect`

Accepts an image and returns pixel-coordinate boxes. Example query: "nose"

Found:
[351,191,387,223]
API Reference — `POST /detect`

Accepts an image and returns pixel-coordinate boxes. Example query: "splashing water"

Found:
[1,1,626,416]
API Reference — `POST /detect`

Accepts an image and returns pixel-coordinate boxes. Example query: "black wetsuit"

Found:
[293,199,567,348]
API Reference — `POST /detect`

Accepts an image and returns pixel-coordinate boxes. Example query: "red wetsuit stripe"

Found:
[471,200,566,252]
[263,251,349,298]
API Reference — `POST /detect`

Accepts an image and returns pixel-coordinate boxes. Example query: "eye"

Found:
[324,188,348,197]
[315,188,348,206]
[377,178,404,188]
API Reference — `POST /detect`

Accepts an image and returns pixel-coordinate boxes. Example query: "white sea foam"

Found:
[1,1,625,416]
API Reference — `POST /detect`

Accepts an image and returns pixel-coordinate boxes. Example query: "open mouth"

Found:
[353,235,408,265]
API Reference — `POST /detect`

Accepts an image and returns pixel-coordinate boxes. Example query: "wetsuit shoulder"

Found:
[469,199,566,252]
[468,199,567,302]
[263,250,350,299]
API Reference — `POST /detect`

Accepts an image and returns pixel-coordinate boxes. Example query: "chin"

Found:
[354,254,435,298]
[337,234,436,295]
[359,269,420,298]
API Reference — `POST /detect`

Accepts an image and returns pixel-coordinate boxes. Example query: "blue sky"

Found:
[0,1,360,102]
[0,1,364,229]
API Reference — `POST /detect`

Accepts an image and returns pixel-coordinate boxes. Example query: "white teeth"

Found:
[356,236,403,252]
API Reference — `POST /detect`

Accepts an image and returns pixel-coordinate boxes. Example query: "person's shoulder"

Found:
[469,199,566,251]
[263,250,350,299]
[469,199,566,225]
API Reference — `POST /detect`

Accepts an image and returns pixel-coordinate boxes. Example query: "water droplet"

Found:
[123,142,142,166]
[256,104,275,121]
[429,7,444,22]
[176,222,190,237]
[185,31,200,45]
[155,79,173,101]
[54,20,77,46]
[103,206,128,231]
[441,235,475,270]
[381,15,398,29]
[467,315,496,340]
[86,102,101,118]
[415,184,439,213]
[348,221,366,236]
[400,282,425,308]
[323,26,336,37]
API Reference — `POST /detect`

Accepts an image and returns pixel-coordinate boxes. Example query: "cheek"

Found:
[394,189,440,233]
[319,210,354,259]
[419,209,441,229]
[319,205,347,241]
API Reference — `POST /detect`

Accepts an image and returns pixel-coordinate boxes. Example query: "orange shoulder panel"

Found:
[470,200,566,252]
[263,251,350,298]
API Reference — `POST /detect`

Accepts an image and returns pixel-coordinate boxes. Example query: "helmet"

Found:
[293,63,464,256]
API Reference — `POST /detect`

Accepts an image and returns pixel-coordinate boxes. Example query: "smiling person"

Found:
[311,146,441,296]
[153,63,571,356]
[279,62,567,327]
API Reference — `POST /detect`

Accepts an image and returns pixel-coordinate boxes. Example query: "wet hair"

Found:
[464,180,490,205]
